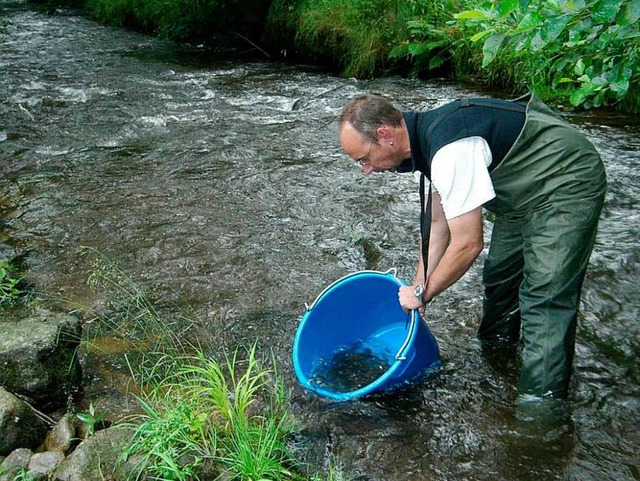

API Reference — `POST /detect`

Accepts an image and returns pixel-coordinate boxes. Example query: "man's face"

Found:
[339,122,403,174]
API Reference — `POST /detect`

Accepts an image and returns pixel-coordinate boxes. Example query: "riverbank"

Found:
[21,0,640,113]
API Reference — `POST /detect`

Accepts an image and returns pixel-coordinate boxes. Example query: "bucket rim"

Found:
[303,268,399,312]
[292,268,420,401]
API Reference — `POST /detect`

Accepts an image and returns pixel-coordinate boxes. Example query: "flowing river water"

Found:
[1,1,639,479]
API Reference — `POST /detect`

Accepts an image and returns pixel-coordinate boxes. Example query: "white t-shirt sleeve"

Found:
[430,136,496,219]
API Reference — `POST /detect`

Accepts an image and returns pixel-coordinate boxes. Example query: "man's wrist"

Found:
[413,284,430,306]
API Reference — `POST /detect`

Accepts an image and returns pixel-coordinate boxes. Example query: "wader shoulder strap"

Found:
[420,173,432,288]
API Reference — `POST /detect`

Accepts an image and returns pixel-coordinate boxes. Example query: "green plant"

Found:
[268,0,409,77]
[79,246,192,384]
[76,402,107,437]
[388,0,464,75]
[13,468,37,481]
[124,397,211,481]
[0,260,22,306]
[122,345,296,481]
[78,248,345,480]
[310,454,353,481]
[454,0,639,109]
[183,346,294,480]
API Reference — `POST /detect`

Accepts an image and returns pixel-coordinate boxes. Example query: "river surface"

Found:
[1,1,639,480]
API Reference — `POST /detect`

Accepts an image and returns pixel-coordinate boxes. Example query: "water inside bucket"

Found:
[309,341,393,393]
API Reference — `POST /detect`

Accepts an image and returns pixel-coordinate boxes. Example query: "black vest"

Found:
[400,98,526,178]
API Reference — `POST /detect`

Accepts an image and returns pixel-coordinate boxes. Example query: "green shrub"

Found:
[84,0,270,40]
[268,0,407,77]
[453,0,639,110]
[123,346,295,481]
[388,0,466,76]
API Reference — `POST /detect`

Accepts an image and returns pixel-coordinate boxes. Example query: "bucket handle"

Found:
[395,311,416,361]
[304,268,400,311]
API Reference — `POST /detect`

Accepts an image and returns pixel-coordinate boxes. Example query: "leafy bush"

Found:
[85,0,270,40]
[122,346,295,481]
[453,0,639,109]
[388,0,465,75]
[268,0,407,77]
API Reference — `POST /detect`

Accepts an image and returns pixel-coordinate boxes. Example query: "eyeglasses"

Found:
[355,137,377,166]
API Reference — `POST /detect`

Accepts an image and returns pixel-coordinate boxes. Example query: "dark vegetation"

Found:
[30,0,638,112]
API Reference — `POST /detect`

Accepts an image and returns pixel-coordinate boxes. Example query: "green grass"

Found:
[0,260,24,306]
[79,249,350,481]
[121,346,296,480]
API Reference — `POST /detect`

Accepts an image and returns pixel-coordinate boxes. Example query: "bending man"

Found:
[338,93,606,398]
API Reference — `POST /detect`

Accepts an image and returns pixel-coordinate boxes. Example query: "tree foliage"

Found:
[453,0,639,109]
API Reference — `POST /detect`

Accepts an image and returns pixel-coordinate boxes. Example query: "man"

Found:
[338,93,606,399]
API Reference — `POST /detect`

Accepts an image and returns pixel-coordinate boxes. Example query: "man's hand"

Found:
[398,285,424,313]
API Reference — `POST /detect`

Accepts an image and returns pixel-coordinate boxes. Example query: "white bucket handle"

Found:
[303,268,415,362]
[304,268,398,311]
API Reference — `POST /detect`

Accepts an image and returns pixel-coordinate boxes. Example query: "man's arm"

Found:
[423,206,484,301]
[413,192,450,286]
[400,204,484,310]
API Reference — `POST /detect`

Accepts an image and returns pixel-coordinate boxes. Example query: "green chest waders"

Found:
[478,93,607,398]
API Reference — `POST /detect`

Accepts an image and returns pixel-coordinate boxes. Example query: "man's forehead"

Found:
[339,123,366,148]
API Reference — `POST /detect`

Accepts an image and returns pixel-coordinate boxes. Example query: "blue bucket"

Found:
[293,269,441,401]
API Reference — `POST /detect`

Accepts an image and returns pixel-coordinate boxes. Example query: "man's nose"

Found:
[362,164,373,175]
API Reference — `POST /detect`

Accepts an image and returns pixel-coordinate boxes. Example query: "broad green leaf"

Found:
[482,32,506,67]
[530,31,546,50]
[455,10,489,20]
[593,91,604,107]
[574,58,585,75]
[558,77,575,83]
[616,0,640,25]
[558,0,587,12]
[471,30,494,42]
[514,12,543,33]
[592,0,625,24]
[515,35,530,52]
[569,17,594,39]
[591,75,609,88]
[500,0,519,17]
[570,88,589,106]
[609,78,630,96]
[541,14,572,43]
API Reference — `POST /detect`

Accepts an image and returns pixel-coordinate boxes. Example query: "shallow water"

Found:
[309,344,393,394]
[1,1,639,480]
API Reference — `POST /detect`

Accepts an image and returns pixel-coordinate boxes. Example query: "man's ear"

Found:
[376,126,393,143]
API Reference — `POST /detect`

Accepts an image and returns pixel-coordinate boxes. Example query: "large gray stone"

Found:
[0,308,82,407]
[28,451,65,480]
[52,425,134,481]
[0,448,32,481]
[44,413,79,454]
[0,387,49,456]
